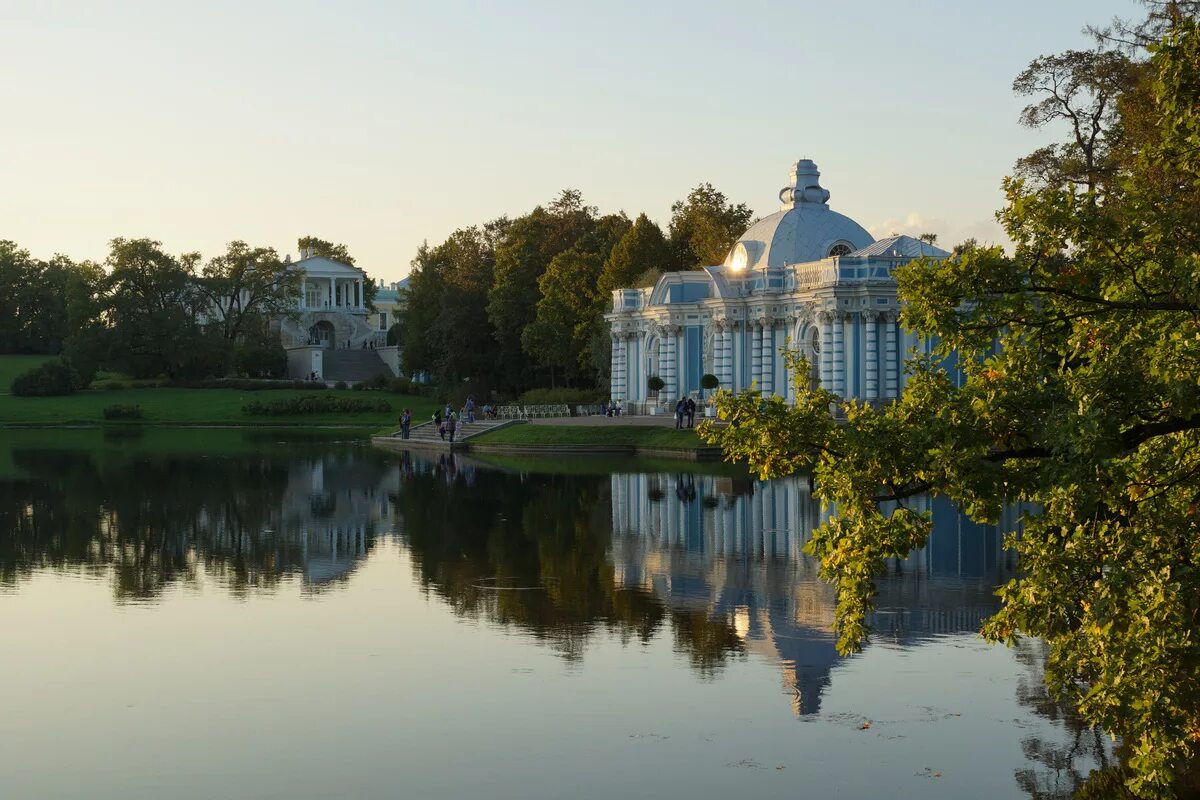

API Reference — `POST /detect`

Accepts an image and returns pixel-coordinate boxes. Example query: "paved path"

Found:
[528,414,707,428]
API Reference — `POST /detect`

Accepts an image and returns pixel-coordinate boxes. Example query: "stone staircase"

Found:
[380,418,521,449]
[322,349,391,383]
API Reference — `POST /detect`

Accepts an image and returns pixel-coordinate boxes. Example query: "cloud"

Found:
[868,211,1009,250]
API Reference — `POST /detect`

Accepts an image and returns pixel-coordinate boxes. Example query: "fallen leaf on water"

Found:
[859,721,872,730]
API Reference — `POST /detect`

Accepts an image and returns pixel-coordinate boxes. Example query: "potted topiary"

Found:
[647,375,665,414]
[700,373,720,417]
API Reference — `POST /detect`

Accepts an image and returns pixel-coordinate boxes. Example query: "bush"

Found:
[10,359,80,396]
[170,378,327,391]
[359,373,390,391]
[517,387,603,405]
[242,395,391,416]
[700,373,720,391]
[647,376,665,393]
[333,381,348,390]
[233,342,288,379]
[350,382,365,391]
[102,403,144,420]
[105,381,127,391]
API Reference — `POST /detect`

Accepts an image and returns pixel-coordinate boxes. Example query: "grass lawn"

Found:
[0,386,438,429]
[469,424,710,449]
[0,354,54,391]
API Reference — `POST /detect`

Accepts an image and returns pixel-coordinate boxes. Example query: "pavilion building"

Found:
[604,159,949,412]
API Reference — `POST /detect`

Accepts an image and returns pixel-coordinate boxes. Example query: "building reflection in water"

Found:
[611,471,1030,715]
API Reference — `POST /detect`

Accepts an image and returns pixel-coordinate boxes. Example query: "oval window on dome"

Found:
[828,241,854,258]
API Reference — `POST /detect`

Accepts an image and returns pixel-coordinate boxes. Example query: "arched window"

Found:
[828,242,854,258]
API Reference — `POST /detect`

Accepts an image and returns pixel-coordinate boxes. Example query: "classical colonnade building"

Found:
[604,159,949,411]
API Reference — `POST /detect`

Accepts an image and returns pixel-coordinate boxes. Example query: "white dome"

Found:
[724,159,873,270]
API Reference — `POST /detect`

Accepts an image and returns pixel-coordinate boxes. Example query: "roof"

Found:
[292,255,366,277]
[723,160,873,270]
[847,234,950,259]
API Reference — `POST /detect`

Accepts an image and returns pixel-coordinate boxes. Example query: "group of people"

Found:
[397,395,484,443]
[674,397,697,429]
[603,401,623,417]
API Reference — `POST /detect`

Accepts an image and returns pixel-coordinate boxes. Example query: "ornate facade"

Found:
[604,159,949,411]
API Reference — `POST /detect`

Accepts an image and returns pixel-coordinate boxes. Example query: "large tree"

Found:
[0,243,84,354]
[199,241,301,342]
[667,182,752,270]
[703,11,1200,798]
[598,213,670,294]
[487,190,597,390]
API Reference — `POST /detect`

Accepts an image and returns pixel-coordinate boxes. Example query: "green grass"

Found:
[0,354,54,392]
[469,424,710,449]
[0,385,437,429]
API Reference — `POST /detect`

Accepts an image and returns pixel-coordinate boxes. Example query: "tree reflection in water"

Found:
[0,435,1114,796]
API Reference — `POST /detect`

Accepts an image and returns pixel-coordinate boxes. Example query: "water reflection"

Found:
[0,434,1109,798]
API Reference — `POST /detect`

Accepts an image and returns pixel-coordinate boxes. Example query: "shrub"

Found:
[233,342,288,379]
[700,373,720,391]
[102,404,144,420]
[647,376,665,393]
[350,382,366,391]
[517,387,603,405]
[359,373,390,391]
[242,395,391,416]
[105,381,127,391]
[170,378,327,391]
[333,381,348,390]
[10,359,80,396]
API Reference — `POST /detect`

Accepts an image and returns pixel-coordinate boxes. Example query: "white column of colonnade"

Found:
[865,310,879,401]
[611,334,627,402]
[657,334,669,408]
[884,311,899,398]
[819,312,834,389]
[831,313,845,396]
[711,323,724,392]
[750,323,762,388]
[729,322,741,392]
[663,327,678,401]
[842,312,856,399]
[759,319,774,396]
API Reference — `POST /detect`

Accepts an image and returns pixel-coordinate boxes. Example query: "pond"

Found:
[0,429,1110,799]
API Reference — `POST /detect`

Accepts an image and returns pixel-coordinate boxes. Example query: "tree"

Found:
[199,241,301,343]
[0,243,82,354]
[488,191,597,390]
[702,12,1200,798]
[102,238,217,379]
[524,214,630,386]
[296,235,377,310]
[598,213,670,294]
[668,183,753,269]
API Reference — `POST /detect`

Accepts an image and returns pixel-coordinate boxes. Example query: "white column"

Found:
[831,312,845,396]
[842,312,856,399]
[613,335,627,402]
[300,279,306,310]
[664,327,678,401]
[865,311,879,401]
[819,312,834,389]
[760,320,774,396]
[657,334,669,408]
[721,326,734,391]
[885,312,899,398]
[730,323,742,392]
[610,335,620,400]
[751,322,763,388]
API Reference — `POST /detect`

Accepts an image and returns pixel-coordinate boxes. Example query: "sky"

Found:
[1,0,1140,282]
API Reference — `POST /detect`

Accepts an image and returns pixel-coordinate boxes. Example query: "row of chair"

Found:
[493,404,572,419]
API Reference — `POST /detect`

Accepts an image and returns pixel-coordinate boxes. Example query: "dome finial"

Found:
[779,158,830,209]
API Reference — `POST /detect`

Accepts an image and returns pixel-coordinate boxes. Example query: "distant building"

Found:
[604,159,950,411]
[278,247,406,382]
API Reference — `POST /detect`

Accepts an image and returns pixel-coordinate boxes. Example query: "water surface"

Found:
[0,429,1109,799]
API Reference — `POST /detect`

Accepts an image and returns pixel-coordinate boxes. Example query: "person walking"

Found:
[466,395,476,423]
[685,397,696,428]
[675,398,685,430]
[446,412,458,444]
[433,408,444,440]
[400,408,411,439]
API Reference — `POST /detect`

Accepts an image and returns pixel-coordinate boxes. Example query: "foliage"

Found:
[10,359,81,396]
[232,341,288,379]
[333,381,348,390]
[700,373,719,391]
[385,323,402,346]
[0,243,87,354]
[647,375,665,393]
[701,13,1200,797]
[198,241,301,342]
[241,395,391,416]
[598,213,670,294]
[102,403,144,420]
[668,182,753,269]
[516,387,604,405]
[170,378,322,391]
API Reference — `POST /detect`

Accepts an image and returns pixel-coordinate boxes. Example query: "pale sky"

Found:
[1,0,1137,282]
